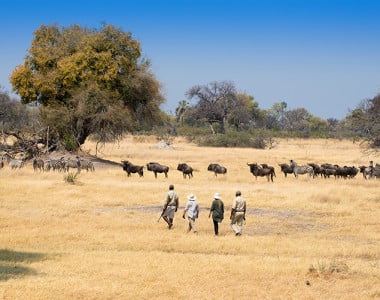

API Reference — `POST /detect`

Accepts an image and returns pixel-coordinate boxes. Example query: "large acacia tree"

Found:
[10,24,164,150]
[186,81,237,134]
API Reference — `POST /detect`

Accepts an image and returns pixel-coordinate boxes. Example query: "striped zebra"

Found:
[290,160,314,179]
[9,159,24,170]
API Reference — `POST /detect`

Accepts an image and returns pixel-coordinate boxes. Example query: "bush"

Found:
[176,125,211,137]
[64,172,78,184]
[196,131,268,149]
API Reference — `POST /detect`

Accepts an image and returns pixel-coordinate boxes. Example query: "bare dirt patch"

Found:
[92,205,328,237]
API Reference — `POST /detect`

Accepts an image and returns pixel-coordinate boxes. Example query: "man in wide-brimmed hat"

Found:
[209,193,224,236]
[182,194,200,233]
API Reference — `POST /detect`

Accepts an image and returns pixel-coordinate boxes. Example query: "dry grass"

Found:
[0,136,379,299]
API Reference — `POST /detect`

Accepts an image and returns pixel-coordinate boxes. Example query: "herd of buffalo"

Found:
[121,160,380,181]
[2,154,379,181]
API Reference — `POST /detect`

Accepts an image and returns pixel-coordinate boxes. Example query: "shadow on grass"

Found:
[0,249,48,281]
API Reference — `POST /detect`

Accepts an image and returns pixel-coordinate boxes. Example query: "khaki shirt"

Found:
[165,190,179,207]
[232,196,246,213]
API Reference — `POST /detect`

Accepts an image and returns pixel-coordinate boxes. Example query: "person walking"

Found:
[162,184,179,229]
[208,193,224,236]
[230,190,246,236]
[182,194,200,233]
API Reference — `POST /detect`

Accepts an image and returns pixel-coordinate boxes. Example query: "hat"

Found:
[214,193,221,199]
[188,194,196,201]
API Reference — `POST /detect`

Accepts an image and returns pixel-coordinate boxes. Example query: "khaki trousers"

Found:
[231,213,244,235]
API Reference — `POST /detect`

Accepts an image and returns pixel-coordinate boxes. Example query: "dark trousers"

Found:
[213,220,219,235]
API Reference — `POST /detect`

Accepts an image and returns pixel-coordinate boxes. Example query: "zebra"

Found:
[79,158,95,172]
[9,159,24,170]
[290,160,314,179]
[64,157,81,173]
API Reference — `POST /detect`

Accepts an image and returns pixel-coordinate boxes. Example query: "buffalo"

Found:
[307,163,323,178]
[278,163,294,178]
[177,163,193,179]
[335,166,358,179]
[33,158,45,172]
[321,166,337,178]
[147,162,169,178]
[122,160,144,177]
[247,163,275,182]
[207,163,227,177]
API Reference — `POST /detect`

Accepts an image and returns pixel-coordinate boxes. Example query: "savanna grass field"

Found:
[0,136,379,299]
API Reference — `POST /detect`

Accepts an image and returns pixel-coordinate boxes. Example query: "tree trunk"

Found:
[209,123,216,135]
[221,116,226,134]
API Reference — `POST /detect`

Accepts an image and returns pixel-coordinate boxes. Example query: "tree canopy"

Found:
[10,24,164,150]
[345,93,380,149]
[186,81,237,134]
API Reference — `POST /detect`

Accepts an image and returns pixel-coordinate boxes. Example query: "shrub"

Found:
[196,131,268,149]
[64,172,78,184]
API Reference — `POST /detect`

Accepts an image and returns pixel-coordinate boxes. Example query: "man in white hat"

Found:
[208,193,224,236]
[182,194,200,233]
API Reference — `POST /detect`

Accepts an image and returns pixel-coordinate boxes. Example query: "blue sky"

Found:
[1,0,380,119]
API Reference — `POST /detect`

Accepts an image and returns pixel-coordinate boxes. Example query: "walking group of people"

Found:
[160,184,247,236]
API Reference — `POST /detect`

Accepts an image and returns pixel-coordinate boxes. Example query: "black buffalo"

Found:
[307,163,323,178]
[321,166,337,178]
[122,160,144,177]
[278,163,294,178]
[247,163,275,182]
[207,163,227,177]
[177,163,193,179]
[147,162,169,178]
[335,166,358,179]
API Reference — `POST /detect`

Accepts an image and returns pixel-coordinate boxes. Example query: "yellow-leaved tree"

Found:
[11,24,164,151]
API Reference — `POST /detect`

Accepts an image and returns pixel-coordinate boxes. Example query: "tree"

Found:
[347,94,380,149]
[365,94,380,148]
[0,89,38,132]
[186,81,237,134]
[10,24,164,151]
[345,108,368,138]
[0,89,42,157]
[175,100,190,125]
[285,108,311,135]
[264,101,288,130]
[228,93,261,130]
[308,115,330,137]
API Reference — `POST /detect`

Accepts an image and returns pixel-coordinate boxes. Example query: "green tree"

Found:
[175,100,189,125]
[228,93,261,130]
[0,89,38,132]
[264,101,288,130]
[285,107,311,135]
[365,94,380,148]
[308,115,330,137]
[10,24,164,150]
[346,94,380,149]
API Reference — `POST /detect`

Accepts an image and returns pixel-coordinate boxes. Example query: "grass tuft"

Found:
[63,172,79,184]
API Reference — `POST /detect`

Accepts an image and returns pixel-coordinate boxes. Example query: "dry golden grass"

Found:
[0,136,379,299]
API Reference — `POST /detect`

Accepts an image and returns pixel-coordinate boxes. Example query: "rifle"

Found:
[157,205,167,223]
